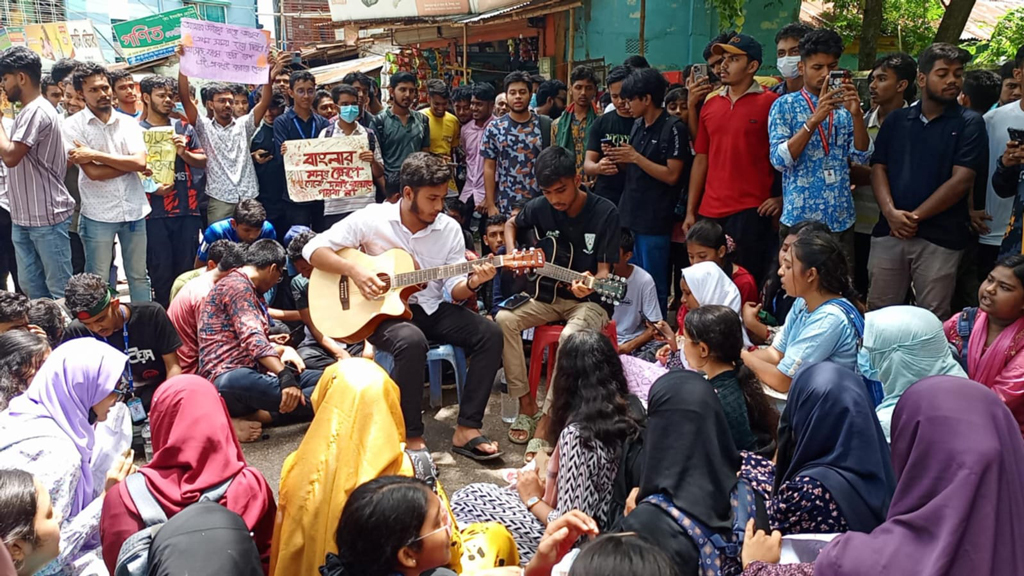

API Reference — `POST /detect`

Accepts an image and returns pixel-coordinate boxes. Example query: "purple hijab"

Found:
[1,339,127,517]
[816,376,1024,576]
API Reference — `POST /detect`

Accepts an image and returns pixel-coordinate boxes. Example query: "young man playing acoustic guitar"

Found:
[497,146,621,461]
[303,152,505,461]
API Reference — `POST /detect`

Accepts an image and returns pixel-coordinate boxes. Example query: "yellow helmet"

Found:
[459,522,520,571]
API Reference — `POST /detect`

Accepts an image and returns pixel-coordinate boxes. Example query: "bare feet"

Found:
[453,426,499,455]
[232,418,263,443]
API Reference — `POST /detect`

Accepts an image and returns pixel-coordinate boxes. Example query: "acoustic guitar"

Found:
[529,235,627,305]
[308,248,545,343]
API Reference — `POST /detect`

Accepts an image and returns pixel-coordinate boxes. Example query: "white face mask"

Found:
[777,56,801,80]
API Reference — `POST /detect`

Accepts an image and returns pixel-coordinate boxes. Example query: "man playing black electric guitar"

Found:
[498,146,621,461]
[303,152,504,461]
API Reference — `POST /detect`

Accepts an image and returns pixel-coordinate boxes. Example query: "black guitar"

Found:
[528,235,627,305]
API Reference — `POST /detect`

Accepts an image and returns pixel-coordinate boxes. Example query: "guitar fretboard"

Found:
[393,255,507,287]
[536,263,592,287]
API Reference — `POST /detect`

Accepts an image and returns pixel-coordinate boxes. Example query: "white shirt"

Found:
[612,264,663,344]
[302,200,468,315]
[982,101,1024,247]
[194,113,259,204]
[62,106,150,223]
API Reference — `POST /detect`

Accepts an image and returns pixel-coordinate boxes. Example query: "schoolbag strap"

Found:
[643,494,714,551]
[825,299,864,340]
[198,477,234,503]
[124,473,168,527]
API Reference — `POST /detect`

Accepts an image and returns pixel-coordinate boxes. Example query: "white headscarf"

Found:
[682,261,752,347]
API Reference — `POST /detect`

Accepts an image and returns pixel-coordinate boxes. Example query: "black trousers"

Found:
[369,302,502,438]
[285,201,326,234]
[147,216,202,308]
[0,207,20,292]
[710,208,776,286]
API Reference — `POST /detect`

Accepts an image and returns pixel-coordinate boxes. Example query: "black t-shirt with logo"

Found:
[516,192,620,309]
[64,301,182,389]
[585,111,636,205]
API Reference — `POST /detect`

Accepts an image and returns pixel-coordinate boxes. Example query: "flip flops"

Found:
[525,437,553,464]
[453,435,504,462]
[508,412,540,445]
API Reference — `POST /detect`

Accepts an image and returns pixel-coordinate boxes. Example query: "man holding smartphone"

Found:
[583,65,635,205]
[767,29,871,263]
[987,45,1024,257]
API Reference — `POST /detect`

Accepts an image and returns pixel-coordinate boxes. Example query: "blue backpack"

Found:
[953,306,978,372]
[824,299,885,407]
[642,478,758,576]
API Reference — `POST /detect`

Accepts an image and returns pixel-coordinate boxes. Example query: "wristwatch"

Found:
[526,496,542,511]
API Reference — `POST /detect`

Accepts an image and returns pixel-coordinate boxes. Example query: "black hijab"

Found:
[775,362,896,533]
[637,370,741,533]
[147,501,264,576]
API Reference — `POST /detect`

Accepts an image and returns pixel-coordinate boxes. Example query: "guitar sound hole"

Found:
[376,273,393,293]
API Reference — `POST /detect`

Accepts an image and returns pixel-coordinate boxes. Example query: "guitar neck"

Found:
[393,255,508,288]
[536,263,592,287]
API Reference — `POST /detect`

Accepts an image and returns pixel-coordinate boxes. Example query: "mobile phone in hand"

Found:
[827,70,849,100]
[693,64,708,84]
[1008,127,1024,145]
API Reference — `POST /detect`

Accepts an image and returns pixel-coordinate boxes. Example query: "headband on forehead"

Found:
[76,288,116,321]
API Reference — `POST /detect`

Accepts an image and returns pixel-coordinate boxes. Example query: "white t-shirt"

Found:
[982,102,1024,247]
[612,264,662,344]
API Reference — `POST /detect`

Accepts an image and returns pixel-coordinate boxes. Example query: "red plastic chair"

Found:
[527,320,618,400]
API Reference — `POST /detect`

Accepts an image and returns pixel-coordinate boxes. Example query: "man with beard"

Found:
[0,47,75,299]
[459,83,496,222]
[303,152,504,462]
[372,71,431,187]
[139,75,207,307]
[868,43,986,320]
[552,65,598,184]
[481,71,553,216]
[534,79,566,119]
[62,62,151,302]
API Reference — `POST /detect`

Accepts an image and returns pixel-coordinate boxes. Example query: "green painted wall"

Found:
[570,0,803,76]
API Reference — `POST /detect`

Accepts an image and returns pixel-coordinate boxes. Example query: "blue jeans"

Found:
[630,233,671,317]
[214,367,322,422]
[11,217,73,299]
[80,216,151,302]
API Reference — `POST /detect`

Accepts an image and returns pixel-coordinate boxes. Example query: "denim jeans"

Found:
[214,367,322,422]
[630,233,671,317]
[80,216,151,302]
[10,217,73,299]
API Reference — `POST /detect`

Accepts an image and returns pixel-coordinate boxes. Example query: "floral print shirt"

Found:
[742,451,850,534]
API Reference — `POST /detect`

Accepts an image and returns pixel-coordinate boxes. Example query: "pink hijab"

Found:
[953,310,1024,434]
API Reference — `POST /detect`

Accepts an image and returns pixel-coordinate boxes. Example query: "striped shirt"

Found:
[7,96,75,227]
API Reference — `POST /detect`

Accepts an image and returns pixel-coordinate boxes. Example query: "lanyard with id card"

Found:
[117,314,148,423]
[799,89,838,185]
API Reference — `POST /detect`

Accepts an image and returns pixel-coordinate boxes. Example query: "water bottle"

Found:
[499,369,517,424]
[141,421,153,462]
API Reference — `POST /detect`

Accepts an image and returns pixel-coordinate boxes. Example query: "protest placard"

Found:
[143,128,176,187]
[283,136,374,202]
[179,19,271,85]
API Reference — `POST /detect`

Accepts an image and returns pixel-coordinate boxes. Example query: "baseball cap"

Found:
[712,34,764,66]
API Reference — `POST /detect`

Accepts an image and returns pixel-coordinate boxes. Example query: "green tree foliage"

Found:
[821,0,945,57]
[966,7,1024,65]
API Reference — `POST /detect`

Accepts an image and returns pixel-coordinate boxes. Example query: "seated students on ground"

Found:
[741,231,863,394]
[612,228,664,362]
[194,198,276,268]
[0,329,50,410]
[302,152,504,461]
[63,273,182,410]
[451,330,638,561]
[680,220,759,329]
[743,220,830,345]
[100,375,277,574]
[0,340,135,576]
[497,146,621,460]
[444,197,476,251]
[143,501,265,576]
[0,469,62,576]
[681,305,779,453]
[742,375,1024,576]
[945,253,1024,435]
[563,532,679,576]
[619,370,771,574]
[287,230,361,369]
[27,298,68,348]
[861,306,965,442]
[166,240,244,374]
[0,291,30,333]
[197,239,321,441]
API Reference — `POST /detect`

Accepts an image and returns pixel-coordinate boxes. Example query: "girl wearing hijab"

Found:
[742,231,863,394]
[100,375,277,575]
[452,330,637,563]
[0,339,133,576]
[945,254,1024,435]
[861,306,965,441]
[619,370,770,574]
[742,375,1024,576]
[147,503,264,576]
[0,469,62,576]
[765,362,895,535]
[271,358,417,576]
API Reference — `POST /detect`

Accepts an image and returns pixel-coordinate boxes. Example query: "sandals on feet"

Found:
[524,438,553,464]
[453,435,504,462]
[507,413,540,445]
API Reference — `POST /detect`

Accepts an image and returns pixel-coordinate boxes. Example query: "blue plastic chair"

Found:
[375,344,467,408]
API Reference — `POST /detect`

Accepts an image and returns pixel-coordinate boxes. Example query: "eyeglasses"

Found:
[406,497,452,545]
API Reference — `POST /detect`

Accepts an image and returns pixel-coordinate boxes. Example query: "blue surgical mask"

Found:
[777,55,801,80]
[857,347,880,381]
[173,102,185,115]
[529,93,538,109]
[339,105,360,123]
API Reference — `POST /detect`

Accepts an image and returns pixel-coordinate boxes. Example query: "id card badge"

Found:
[824,169,838,185]
[127,397,147,423]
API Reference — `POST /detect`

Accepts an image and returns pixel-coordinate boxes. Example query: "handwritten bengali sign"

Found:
[143,128,176,187]
[179,19,270,85]
[113,7,198,66]
[284,137,374,202]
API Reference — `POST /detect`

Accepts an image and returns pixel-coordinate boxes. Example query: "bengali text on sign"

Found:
[143,128,176,187]
[283,136,374,202]
[179,18,270,84]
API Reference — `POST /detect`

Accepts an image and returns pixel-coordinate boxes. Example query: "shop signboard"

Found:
[329,0,524,22]
[113,6,199,65]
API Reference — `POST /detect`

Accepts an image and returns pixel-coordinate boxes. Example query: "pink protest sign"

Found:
[179,18,270,84]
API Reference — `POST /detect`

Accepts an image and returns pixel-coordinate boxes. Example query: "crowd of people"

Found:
[1,20,1024,576]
